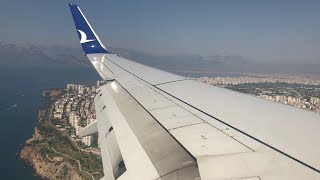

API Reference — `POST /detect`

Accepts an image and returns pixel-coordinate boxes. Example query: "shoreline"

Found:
[20,89,102,180]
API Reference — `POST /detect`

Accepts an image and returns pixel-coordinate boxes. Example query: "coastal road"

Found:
[46,98,101,155]
[45,101,81,151]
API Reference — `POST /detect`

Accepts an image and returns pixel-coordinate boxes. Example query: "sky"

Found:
[1,0,320,63]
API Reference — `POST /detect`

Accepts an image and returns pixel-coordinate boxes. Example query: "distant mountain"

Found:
[107,47,253,72]
[110,48,320,74]
[0,41,251,70]
[0,42,319,74]
[0,42,90,68]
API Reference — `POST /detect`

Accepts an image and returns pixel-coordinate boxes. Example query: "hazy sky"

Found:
[1,0,320,63]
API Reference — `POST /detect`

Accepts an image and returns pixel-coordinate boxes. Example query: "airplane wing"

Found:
[68,4,320,180]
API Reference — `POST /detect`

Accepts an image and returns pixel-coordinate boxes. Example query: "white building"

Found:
[82,136,92,146]
[74,116,80,127]
[69,111,76,125]
[69,111,80,128]
[67,84,75,91]
[53,112,62,119]
[78,85,85,94]
[91,86,96,93]
[55,102,64,114]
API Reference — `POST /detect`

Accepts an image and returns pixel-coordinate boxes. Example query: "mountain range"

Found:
[0,41,319,74]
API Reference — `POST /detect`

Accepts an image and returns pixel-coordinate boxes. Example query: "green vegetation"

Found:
[37,120,103,179]
[33,92,104,180]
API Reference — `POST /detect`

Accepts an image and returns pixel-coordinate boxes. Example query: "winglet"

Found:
[69,4,109,54]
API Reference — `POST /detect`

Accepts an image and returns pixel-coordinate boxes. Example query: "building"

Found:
[74,116,80,127]
[67,84,74,92]
[69,111,76,125]
[311,97,320,105]
[53,112,62,119]
[55,102,64,113]
[78,85,85,94]
[69,111,80,128]
[91,86,96,93]
[82,136,92,146]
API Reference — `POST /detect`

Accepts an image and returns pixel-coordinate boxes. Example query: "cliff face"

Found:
[20,127,83,180]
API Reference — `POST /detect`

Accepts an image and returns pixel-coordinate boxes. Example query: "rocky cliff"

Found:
[20,127,84,180]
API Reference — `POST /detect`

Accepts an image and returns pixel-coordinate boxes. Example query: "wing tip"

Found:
[68,3,109,54]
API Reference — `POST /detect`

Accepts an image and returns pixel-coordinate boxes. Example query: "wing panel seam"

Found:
[107,58,320,173]
[114,80,197,161]
[154,79,189,86]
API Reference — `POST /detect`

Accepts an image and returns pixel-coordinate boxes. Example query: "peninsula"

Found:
[20,83,104,180]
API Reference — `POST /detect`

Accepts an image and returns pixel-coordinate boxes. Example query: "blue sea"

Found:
[0,66,99,179]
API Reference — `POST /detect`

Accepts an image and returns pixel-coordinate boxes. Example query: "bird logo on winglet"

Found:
[77,30,95,43]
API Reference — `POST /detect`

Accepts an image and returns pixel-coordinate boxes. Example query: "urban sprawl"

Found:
[193,74,320,113]
[52,81,105,148]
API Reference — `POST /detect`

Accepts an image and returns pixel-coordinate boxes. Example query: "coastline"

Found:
[20,127,83,180]
[20,89,102,180]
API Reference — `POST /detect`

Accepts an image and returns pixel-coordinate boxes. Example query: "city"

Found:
[193,74,320,113]
[20,81,107,179]
[52,81,106,149]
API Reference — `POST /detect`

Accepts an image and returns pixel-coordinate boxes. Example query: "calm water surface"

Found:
[0,67,99,179]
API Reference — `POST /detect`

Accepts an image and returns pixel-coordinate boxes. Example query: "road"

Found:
[45,100,80,151]
[51,148,95,180]
[46,97,101,155]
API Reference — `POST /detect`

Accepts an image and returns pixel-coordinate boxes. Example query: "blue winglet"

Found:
[69,4,109,54]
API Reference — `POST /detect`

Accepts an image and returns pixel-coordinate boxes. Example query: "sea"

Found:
[0,66,99,179]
